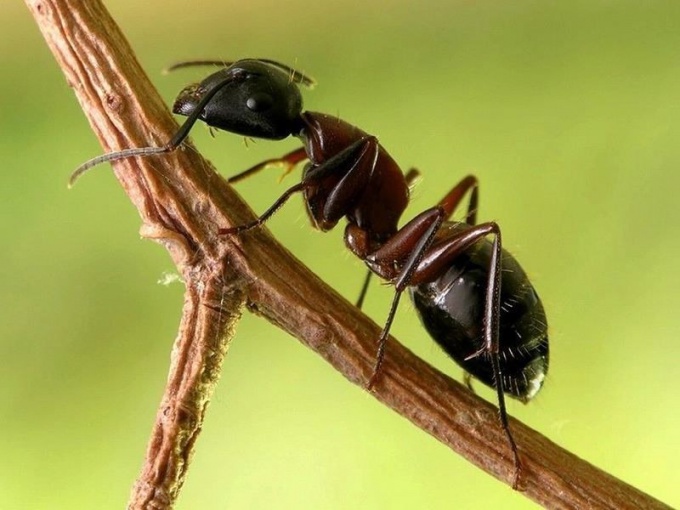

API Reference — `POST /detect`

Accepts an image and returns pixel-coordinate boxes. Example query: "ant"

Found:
[72,58,549,486]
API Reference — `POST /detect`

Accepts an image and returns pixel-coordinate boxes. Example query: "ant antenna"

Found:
[163,59,236,74]
[69,74,236,188]
[164,58,316,89]
[260,59,316,89]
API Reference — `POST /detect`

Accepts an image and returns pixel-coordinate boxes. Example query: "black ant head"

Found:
[69,59,315,187]
[172,59,310,140]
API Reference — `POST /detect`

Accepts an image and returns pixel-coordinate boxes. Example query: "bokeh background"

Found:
[2,1,679,509]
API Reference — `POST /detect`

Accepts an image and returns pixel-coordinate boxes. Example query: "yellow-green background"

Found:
[2,1,679,509]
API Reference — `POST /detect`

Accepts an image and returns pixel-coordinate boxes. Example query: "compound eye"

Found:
[246,92,274,112]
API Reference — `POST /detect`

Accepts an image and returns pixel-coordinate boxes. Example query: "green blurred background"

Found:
[2,1,679,509]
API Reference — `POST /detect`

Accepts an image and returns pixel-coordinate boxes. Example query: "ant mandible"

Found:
[72,58,549,486]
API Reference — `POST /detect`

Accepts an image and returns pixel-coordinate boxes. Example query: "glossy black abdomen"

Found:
[409,236,549,402]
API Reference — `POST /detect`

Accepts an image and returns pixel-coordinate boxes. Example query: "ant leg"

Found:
[366,207,446,389]
[438,174,479,225]
[221,137,378,235]
[218,182,306,235]
[433,178,525,476]
[482,226,522,489]
[355,271,372,309]
[227,147,307,184]
[406,221,521,488]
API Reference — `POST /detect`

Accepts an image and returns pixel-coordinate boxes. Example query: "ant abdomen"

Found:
[410,224,549,402]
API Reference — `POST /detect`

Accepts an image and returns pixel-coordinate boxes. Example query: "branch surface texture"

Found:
[25,1,673,509]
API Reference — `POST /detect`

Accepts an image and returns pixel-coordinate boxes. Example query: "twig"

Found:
[25,1,673,509]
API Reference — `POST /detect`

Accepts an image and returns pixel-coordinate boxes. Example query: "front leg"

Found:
[226,147,308,184]
[219,137,379,235]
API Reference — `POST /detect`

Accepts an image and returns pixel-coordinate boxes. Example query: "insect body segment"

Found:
[172,59,305,140]
[410,229,549,402]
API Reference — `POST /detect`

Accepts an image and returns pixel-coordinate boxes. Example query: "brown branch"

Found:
[26,1,673,509]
